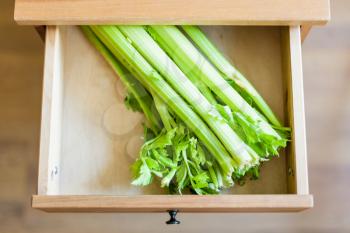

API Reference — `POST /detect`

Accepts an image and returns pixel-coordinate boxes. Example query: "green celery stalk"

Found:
[151,91,176,132]
[80,26,161,133]
[181,25,281,127]
[118,25,259,169]
[144,29,217,105]
[89,25,235,177]
[147,26,285,156]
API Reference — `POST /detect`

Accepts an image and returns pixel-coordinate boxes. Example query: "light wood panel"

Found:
[14,0,330,26]
[32,195,313,212]
[288,27,309,195]
[281,26,309,195]
[37,26,63,195]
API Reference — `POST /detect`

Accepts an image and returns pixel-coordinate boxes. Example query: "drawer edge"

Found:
[32,194,313,213]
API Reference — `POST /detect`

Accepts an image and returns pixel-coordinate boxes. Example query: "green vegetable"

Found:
[147,26,287,158]
[118,25,259,171]
[182,25,282,127]
[83,25,226,194]
[152,92,176,132]
[89,25,235,178]
[82,24,291,195]
[80,26,161,133]
[134,125,225,194]
[124,92,142,112]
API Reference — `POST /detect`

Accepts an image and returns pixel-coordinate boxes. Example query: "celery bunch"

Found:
[81,25,290,194]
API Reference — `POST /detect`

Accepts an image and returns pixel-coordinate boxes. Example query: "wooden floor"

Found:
[1,0,349,232]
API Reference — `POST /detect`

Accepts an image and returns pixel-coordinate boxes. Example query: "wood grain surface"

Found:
[31,195,313,212]
[14,0,330,26]
[1,0,350,232]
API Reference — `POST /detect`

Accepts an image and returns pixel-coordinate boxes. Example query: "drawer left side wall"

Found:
[38,26,64,195]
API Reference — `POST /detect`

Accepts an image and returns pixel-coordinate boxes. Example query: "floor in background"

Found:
[1,0,349,232]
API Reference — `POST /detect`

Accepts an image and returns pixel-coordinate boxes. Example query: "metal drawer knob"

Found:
[166,210,180,224]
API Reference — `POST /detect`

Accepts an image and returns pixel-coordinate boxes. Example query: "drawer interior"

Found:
[38,26,308,201]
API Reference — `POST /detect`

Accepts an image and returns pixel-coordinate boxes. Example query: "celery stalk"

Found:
[80,26,161,133]
[152,91,176,132]
[118,25,259,168]
[147,26,287,157]
[182,25,282,127]
[89,25,235,176]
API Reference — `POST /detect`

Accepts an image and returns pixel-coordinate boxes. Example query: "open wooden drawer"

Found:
[31,25,312,212]
[14,0,331,214]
